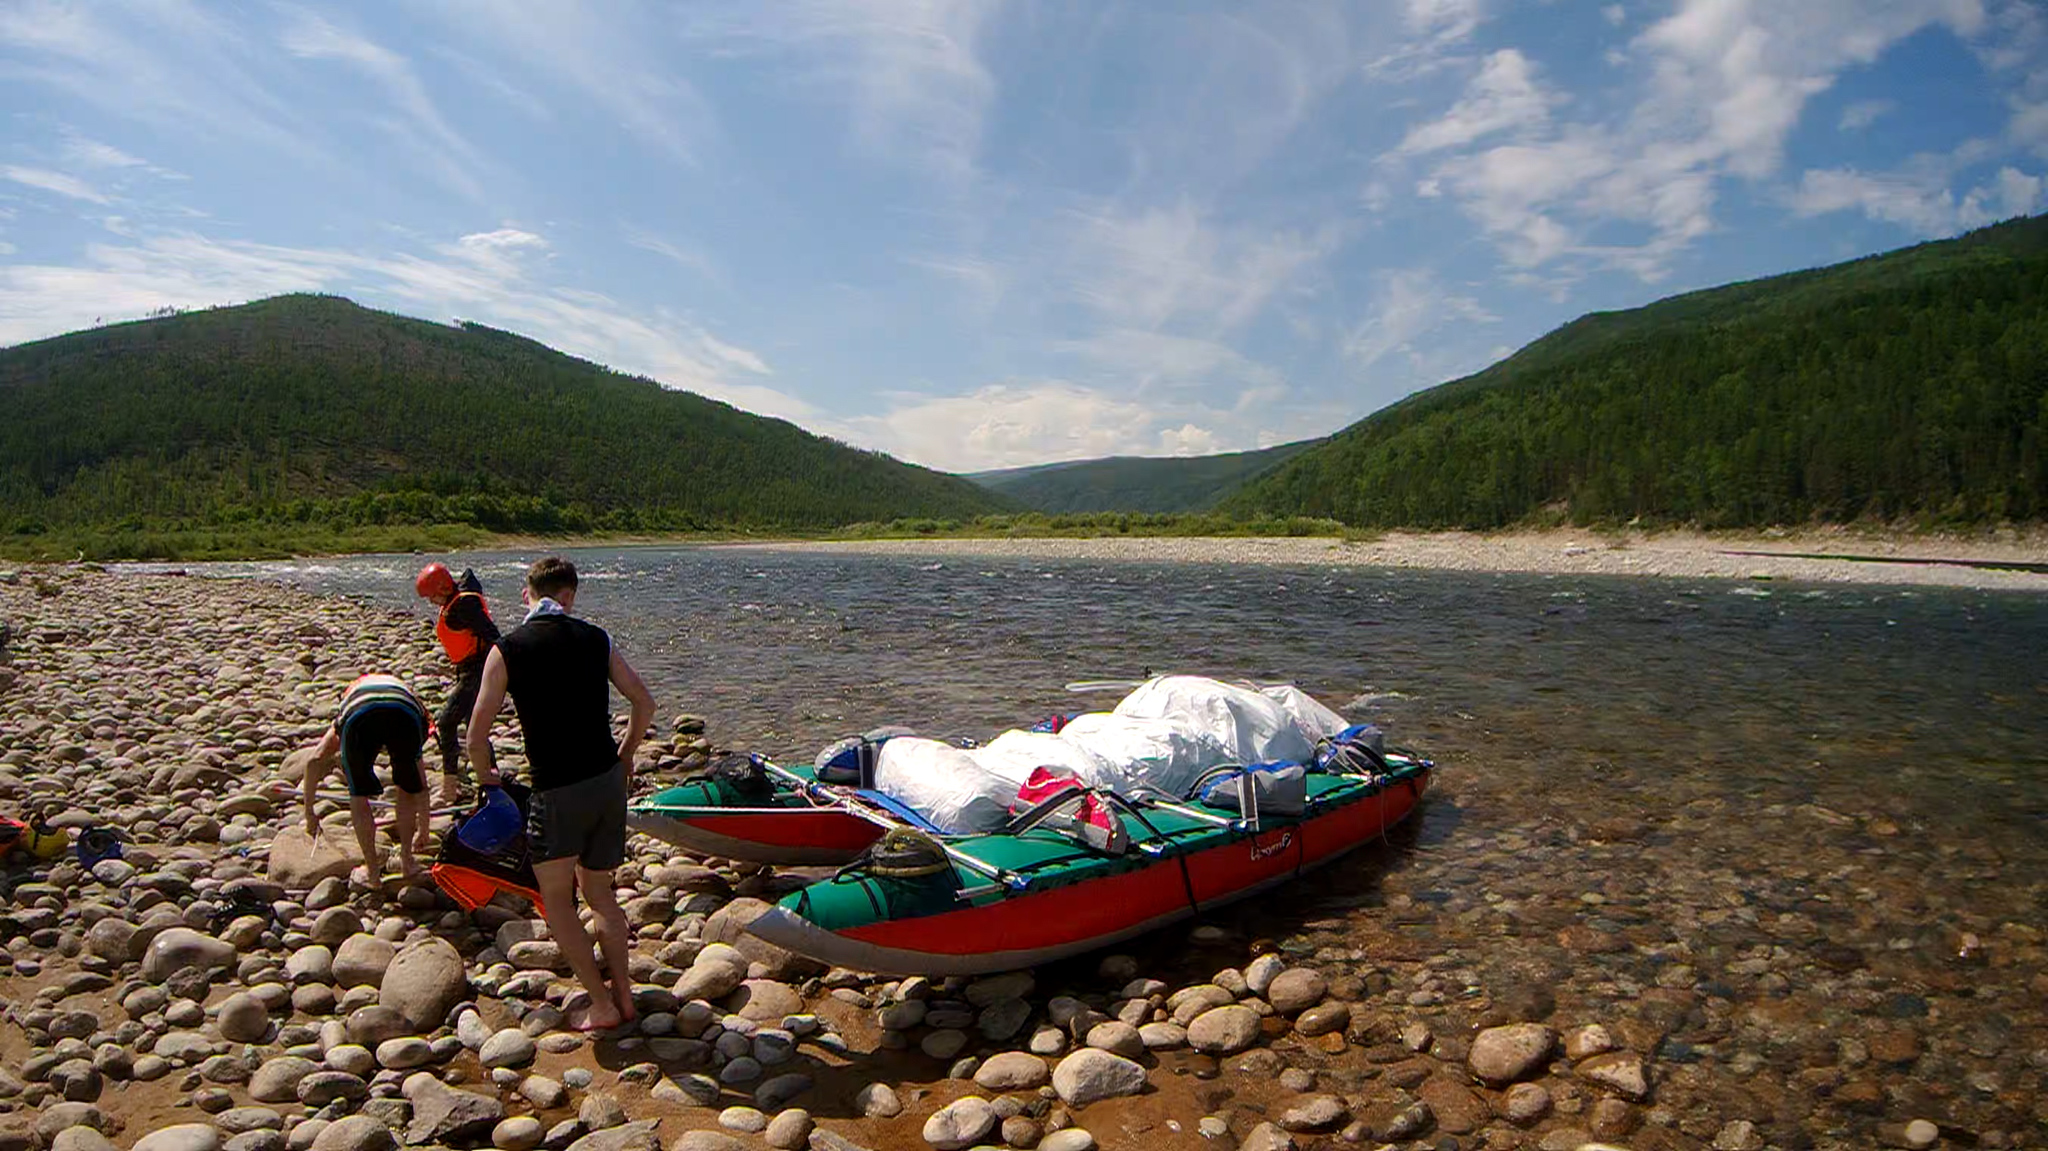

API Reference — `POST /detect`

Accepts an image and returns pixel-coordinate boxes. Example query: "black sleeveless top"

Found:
[497,613,620,791]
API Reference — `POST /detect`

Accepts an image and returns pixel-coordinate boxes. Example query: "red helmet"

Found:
[415,562,456,599]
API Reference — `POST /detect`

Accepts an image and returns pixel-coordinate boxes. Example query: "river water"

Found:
[160,545,2048,1146]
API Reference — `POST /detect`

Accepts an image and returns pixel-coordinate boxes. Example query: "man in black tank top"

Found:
[468,556,657,1031]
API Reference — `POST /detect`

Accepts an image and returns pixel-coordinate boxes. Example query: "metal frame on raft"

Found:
[752,748,1431,901]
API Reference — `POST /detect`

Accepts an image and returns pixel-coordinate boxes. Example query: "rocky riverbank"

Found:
[0,567,2038,1151]
[746,529,2048,591]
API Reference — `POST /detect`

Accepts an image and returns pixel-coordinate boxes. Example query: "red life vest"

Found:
[435,592,492,665]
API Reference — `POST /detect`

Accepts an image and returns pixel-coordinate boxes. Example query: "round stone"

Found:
[1264,968,1327,1015]
[1469,1023,1557,1084]
[1050,1048,1148,1106]
[1187,1005,1261,1055]
[134,1125,224,1151]
[491,1118,543,1151]
[923,1097,998,1151]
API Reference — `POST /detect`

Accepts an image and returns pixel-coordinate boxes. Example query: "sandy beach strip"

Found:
[740,529,2048,591]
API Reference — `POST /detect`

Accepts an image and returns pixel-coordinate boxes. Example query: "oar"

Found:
[756,759,1029,891]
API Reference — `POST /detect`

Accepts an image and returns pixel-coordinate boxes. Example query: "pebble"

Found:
[923,1097,999,1150]
[856,1081,903,1118]
[1039,1130,1095,1151]
[764,1110,812,1151]
[492,1118,543,1151]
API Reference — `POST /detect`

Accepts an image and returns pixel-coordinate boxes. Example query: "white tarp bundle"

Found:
[867,675,1352,834]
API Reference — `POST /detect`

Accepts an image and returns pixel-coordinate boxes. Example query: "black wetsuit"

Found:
[438,594,500,790]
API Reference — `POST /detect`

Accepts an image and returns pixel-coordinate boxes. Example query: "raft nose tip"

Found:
[743,903,806,951]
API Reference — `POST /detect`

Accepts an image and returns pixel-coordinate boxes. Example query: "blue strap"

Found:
[853,789,946,835]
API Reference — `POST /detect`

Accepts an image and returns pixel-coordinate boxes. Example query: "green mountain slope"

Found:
[0,294,1009,537]
[1227,215,2048,528]
[968,440,1320,513]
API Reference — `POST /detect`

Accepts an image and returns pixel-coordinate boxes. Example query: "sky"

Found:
[2,1,2045,474]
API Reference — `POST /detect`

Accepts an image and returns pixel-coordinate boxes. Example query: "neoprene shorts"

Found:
[528,763,627,870]
[339,706,427,798]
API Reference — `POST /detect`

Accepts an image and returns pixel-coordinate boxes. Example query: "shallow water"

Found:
[145,545,2048,1142]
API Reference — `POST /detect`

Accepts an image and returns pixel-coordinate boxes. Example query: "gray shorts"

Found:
[528,763,628,871]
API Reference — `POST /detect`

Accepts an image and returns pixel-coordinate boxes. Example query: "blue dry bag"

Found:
[457,786,521,854]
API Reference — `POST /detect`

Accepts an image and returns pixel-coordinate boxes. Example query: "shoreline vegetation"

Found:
[6,515,2045,590]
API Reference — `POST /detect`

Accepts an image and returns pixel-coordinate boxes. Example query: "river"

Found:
[151,544,2048,1144]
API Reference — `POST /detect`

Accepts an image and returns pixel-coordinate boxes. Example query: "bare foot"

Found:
[613,985,640,1026]
[568,1002,624,1032]
[349,864,386,892]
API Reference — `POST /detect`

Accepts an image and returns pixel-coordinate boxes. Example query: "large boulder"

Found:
[267,824,357,890]
[379,938,467,1031]
[405,1078,503,1145]
[703,899,825,981]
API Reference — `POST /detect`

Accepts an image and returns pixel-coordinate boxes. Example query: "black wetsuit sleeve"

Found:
[447,595,501,649]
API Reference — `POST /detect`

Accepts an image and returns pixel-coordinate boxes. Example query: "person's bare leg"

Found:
[579,867,636,1022]
[348,797,382,888]
[535,858,622,1029]
[393,790,425,877]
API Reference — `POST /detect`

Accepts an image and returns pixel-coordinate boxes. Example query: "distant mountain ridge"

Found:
[969,440,1320,513]
[0,294,1010,537]
[1227,215,2048,528]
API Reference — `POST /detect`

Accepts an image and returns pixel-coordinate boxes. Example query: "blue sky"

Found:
[2,1,2044,473]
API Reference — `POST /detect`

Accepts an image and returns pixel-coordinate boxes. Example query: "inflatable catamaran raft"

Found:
[629,675,1433,974]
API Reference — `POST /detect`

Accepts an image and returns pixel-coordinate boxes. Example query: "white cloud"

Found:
[279,8,493,203]
[1065,201,1343,332]
[627,228,726,288]
[1342,268,1498,374]
[1060,328,1284,400]
[60,135,145,169]
[428,1,715,165]
[1367,0,1488,79]
[2014,98,2048,152]
[1603,4,1627,27]
[0,0,324,167]
[0,228,800,418]
[1839,99,1896,131]
[684,0,998,182]
[1792,163,2045,234]
[1,166,110,204]
[1399,49,1557,156]
[1402,0,1484,43]
[840,379,1276,472]
[1397,0,1995,278]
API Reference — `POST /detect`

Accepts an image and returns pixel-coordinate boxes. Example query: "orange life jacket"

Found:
[435,591,493,665]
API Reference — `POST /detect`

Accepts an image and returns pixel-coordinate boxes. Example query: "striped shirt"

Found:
[336,674,429,738]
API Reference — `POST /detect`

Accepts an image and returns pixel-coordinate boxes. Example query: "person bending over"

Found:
[415,563,501,827]
[468,556,656,1031]
[299,673,432,891]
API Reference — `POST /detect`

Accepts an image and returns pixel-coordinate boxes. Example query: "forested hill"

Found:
[1227,215,2048,529]
[0,295,1008,536]
[969,440,1319,513]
